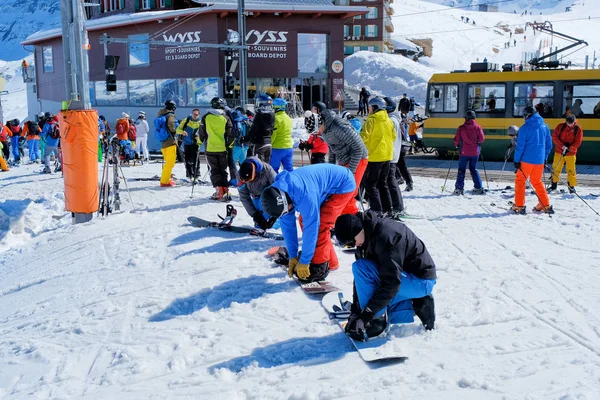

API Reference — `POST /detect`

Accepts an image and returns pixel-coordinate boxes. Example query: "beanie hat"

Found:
[334,214,363,245]
[304,110,313,118]
[239,159,262,182]
[566,114,576,124]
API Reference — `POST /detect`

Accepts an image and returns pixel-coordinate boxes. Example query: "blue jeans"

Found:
[353,259,436,324]
[28,139,40,161]
[251,197,280,229]
[270,148,294,173]
[455,155,482,190]
[233,145,247,166]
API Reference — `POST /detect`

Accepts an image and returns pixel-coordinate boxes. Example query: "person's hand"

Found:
[253,212,268,230]
[345,308,374,342]
[287,257,310,279]
[562,145,569,156]
[266,217,277,229]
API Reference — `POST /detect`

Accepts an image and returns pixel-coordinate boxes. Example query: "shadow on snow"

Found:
[148,273,292,322]
[0,199,34,241]
[171,225,277,256]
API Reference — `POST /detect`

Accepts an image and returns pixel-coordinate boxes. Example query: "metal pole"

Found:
[238,0,248,109]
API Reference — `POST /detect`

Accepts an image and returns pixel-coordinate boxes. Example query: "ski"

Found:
[321,291,406,363]
[590,193,599,198]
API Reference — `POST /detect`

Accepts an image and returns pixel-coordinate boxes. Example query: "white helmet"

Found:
[508,125,519,136]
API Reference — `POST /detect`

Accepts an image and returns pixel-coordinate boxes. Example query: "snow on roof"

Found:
[22,3,368,45]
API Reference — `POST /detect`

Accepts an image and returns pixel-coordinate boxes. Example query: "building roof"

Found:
[22,3,368,45]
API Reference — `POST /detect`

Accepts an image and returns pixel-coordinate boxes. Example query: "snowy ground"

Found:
[1,160,600,399]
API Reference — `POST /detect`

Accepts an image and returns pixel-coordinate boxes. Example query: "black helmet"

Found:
[465,110,476,120]
[12,118,20,126]
[165,100,177,111]
[211,97,227,109]
[44,112,53,119]
[312,101,327,114]
[383,97,397,114]
[261,186,292,218]
[565,114,576,124]
[522,105,536,119]
[368,97,386,112]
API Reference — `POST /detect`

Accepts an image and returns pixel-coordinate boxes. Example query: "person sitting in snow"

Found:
[333,211,437,341]
[261,164,356,282]
[238,157,279,231]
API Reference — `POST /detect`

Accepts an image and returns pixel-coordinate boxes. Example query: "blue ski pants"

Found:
[353,258,436,324]
[10,136,20,162]
[233,145,248,166]
[252,197,281,229]
[270,148,294,173]
[28,139,40,161]
[455,155,482,190]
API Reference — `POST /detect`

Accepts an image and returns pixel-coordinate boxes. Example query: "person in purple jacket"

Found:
[261,164,356,282]
[453,110,485,195]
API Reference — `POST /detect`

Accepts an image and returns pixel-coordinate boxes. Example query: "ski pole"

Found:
[544,163,600,217]
[441,151,456,192]
[191,146,201,198]
[480,150,489,190]
[300,148,305,166]
[118,163,136,212]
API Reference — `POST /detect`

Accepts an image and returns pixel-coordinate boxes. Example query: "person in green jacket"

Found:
[269,98,294,173]
[199,97,234,201]
[176,108,202,182]
[360,97,396,213]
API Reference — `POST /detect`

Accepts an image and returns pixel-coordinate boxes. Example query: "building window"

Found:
[365,25,378,37]
[513,83,554,117]
[366,7,378,19]
[467,83,506,112]
[42,46,53,73]
[158,79,186,107]
[129,80,157,106]
[159,0,166,7]
[95,80,128,105]
[298,34,328,74]
[354,14,361,20]
[344,25,350,37]
[428,84,458,113]
[353,25,361,37]
[141,0,150,10]
[128,34,150,67]
[562,83,600,118]
[101,0,125,13]
[373,45,378,52]
[187,78,219,106]
[344,46,354,55]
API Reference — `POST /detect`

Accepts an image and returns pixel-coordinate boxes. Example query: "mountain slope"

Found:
[421,0,580,13]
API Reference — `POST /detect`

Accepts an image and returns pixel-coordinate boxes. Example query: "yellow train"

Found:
[423,67,600,163]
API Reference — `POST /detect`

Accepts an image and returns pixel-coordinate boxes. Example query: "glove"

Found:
[253,212,269,231]
[562,145,569,155]
[287,257,311,280]
[266,217,277,229]
[306,142,314,150]
[345,308,374,342]
[513,161,521,173]
[239,136,248,145]
[298,141,306,151]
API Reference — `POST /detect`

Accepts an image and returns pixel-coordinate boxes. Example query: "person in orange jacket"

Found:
[0,122,10,161]
[0,141,8,171]
[23,120,42,163]
[115,113,130,141]
[550,114,583,193]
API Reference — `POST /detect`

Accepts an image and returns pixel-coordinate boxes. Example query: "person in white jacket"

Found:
[135,111,150,161]
[383,97,405,218]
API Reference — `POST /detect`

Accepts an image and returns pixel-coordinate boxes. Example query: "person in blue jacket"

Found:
[512,106,553,214]
[261,164,356,282]
[41,114,60,174]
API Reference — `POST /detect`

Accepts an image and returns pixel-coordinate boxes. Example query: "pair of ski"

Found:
[489,201,555,216]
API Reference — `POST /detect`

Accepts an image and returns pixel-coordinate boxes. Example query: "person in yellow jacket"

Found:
[360,97,396,213]
[270,98,294,173]
[198,97,234,201]
[0,141,8,171]
[157,100,179,187]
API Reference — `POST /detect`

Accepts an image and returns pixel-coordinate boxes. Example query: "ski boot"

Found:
[510,204,526,214]
[568,186,577,194]
[220,187,232,202]
[472,188,486,195]
[452,188,463,196]
[533,203,555,214]
[160,180,175,187]
[405,183,413,192]
[412,294,435,331]
[547,182,558,192]
[42,165,52,174]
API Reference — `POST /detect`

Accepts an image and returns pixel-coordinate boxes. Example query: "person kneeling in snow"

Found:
[333,211,437,341]
[238,157,279,231]
[261,164,356,282]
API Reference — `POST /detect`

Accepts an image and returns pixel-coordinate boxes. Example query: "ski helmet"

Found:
[273,98,287,111]
[383,97,397,114]
[257,94,273,108]
[522,105,536,119]
[368,97,386,112]
[211,97,227,109]
[44,112,53,119]
[465,110,476,120]
[312,101,327,114]
[507,125,519,136]
[304,110,313,118]
[261,186,292,218]
[165,100,177,111]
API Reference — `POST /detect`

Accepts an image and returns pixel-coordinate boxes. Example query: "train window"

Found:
[562,83,600,118]
[467,84,505,112]
[428,84,458,112]
[513,83,554,118]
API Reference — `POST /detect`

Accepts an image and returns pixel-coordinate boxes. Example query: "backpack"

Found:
[27,121,40,136]
[128,124,137,141]
[116,121,126,137]
[154,112,173,142]
[49,123,60,140]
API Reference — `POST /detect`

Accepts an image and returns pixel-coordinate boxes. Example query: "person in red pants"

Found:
[512,106,553,214]
[261,164,356,281]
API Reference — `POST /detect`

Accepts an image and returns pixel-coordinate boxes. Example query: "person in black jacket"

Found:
[398,93,410,115]
[333,211,437,341]
[241,94,275,163]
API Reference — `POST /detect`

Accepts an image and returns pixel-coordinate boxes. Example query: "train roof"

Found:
[429,68,600,84]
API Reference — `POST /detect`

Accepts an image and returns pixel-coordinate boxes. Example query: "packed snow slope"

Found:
[0,57,31,123]
[422,0,578,13]
[1,160,600,399]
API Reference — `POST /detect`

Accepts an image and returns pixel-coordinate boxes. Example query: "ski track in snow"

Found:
[1,159,600,399]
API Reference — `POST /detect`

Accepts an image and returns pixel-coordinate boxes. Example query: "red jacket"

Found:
[453,119,485,157]
[0,125,9,141]
[307,132,328,154]
[552,122,583,156]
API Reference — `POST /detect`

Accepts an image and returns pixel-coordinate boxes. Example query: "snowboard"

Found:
[321,291,406,363]
[188,216,284,240]
[267,246,341,294]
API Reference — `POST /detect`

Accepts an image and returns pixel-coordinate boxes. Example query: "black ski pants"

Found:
[364,161,392,212]
[388,162,404,212]
[206,151,229,188]
[184,143,199,179]
[310,152,326,164]
[248,144,272,164]
[396,149,413,185]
